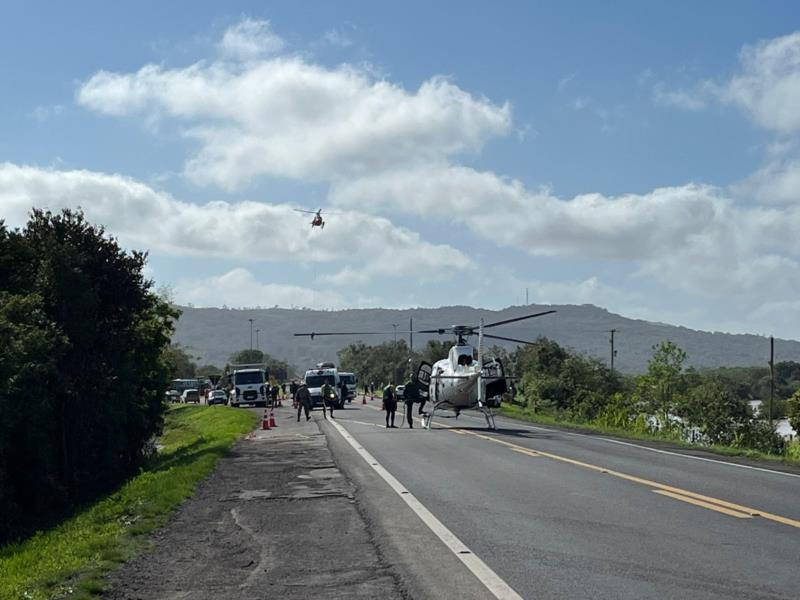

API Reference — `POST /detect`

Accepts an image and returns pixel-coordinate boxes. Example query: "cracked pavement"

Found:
[104,413,407,599]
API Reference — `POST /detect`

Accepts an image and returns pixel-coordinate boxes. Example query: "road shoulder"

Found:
[104,410,407,599]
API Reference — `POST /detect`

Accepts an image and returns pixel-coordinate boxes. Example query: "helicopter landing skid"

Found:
[479,407,497,430]
[423,407,436,430]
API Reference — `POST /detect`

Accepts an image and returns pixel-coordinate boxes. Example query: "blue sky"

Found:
[3,1,800,337]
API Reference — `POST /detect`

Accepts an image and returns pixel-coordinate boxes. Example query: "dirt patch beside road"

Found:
[104,412,407,599]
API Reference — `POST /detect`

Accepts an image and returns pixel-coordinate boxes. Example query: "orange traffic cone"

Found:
[268,411,277,428]
[261,411,270,430]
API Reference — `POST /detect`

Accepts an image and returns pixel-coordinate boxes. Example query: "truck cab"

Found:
[228,363,268,408]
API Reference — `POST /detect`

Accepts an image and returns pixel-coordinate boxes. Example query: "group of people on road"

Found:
[293,379,350,422]
[292,379,425,429]
[382,383,426,429]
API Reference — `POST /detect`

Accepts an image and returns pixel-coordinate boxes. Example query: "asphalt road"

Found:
[316,396,800,600]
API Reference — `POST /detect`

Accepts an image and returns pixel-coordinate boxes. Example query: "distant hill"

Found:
[171,304,800,375]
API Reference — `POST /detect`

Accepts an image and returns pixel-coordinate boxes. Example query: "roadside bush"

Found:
[0,210,177,544]
[733,420,786,455]
[787,389,800,435]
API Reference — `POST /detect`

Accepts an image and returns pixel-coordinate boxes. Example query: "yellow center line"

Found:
[445,425,800,530]
[652,490,752,519]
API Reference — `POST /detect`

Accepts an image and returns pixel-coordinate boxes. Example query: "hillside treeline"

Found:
[0,210,176,543]
[338,338,800,456]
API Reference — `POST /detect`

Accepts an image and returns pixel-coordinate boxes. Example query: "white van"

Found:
[304,367,341,409]
[338,372,357,403]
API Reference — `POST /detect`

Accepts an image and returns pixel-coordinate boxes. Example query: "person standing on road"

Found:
[402,380,417,428]
[340,380,349,407]
[383,383,397,428]
[296,382,312,421]
[321,380,336,419]
[270,383,280,407]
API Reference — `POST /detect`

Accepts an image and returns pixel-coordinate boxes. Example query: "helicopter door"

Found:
[483,358,507,399]
[416,362,432,387]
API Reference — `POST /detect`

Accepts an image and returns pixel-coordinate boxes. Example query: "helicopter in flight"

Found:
[294,208,325,229]
[293,309,556,430]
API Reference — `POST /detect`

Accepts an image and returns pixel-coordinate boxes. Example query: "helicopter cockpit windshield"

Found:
[450,345,475,368]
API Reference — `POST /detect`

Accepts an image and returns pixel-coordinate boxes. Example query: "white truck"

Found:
[338,372,357,403]
[227,363,268,408]
[304,365,342,410]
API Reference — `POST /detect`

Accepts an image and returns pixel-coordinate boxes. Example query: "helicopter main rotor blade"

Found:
[294,208,318,214]
[483,309,556,329]
[483,333,538,345]
[294,331,404,337]
[416,328,454,334]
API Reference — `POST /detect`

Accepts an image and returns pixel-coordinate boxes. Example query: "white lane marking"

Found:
[327,417,523,600]
[458,412,800,480]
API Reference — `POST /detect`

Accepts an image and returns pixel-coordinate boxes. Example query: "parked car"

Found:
[181,389,200,404]
[165,390,180,403]
[208,389,228,406]
[395,385,406,399]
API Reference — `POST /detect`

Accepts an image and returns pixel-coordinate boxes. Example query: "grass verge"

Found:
[0,404,257,600]
[500,404,800,467]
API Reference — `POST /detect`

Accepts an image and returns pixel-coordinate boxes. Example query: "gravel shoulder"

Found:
[103,409,408,599]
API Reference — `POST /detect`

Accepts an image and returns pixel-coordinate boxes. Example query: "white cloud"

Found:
[331,163,800,299]
[218,18,285,60]
[722,31,800,134]
[0,163,474,281]
[655,31,800,134]
[29,104,64,122]
[323,28,353,48]
[77,22,511,190]
[652,82,707,110]
[175,267,343,309]
[734,159,800,204]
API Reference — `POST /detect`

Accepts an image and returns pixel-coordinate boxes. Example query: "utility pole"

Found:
[392,323,398,345]
[526,287,529,305]
[409,317,413,352]
[769,335,775,426]
[609,329,617,371]
[248,318,255,351]
[255,329,260,351]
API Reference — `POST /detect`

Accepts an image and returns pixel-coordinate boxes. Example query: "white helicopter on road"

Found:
[293,309,556,430]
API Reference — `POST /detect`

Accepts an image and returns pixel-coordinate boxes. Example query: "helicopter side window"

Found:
[458,354,472,366]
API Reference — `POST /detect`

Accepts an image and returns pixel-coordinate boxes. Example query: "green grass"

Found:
[0,405,257,600]
[500,404,800,467]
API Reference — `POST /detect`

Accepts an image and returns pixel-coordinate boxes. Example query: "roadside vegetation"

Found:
[0,209,177,544]
[338,337,800,463]
[0,405,257,600]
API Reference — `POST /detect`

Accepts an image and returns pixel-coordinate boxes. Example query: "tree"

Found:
[227,349,292,381]
[338,340,412,389]
[163,344,197,378]
[196,364,222,377]
[636,341,689,431]
[0,209,177,543]
[788,389,800,435]
[229,349,265,364]
[418,340,452,365]
[680,378,750,445]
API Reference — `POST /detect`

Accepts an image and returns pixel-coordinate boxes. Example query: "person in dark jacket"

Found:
[295,382,312,421]
[402,380,417,428]
[383,384,397,428]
